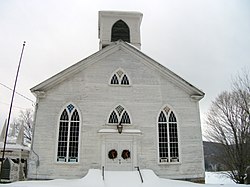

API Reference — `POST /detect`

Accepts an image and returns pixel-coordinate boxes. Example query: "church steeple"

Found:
[98,11,143,50]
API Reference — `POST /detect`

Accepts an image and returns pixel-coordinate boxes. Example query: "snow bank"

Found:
[0,169,246,187]
[205,172,235,184]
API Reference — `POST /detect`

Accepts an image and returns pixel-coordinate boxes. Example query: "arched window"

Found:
[158,106,179,163]
[111,74,119,85]
[121,74,129,85]
[121,111,130,124]
[57,104,80,163]
[108,111,118,123]
[111,20,130,43]
[108,105,131,124]
[110,69,130,86]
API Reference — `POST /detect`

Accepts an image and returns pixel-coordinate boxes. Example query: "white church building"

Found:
[28,11,205,182]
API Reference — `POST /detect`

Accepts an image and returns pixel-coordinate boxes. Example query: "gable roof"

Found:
[31,41,204,99]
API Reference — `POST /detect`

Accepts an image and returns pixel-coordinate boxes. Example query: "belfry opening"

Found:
[111,20,130,43]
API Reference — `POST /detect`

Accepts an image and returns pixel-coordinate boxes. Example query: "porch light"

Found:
[117,122,123,134]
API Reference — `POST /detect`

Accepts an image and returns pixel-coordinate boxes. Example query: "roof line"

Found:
[31,40,204,97]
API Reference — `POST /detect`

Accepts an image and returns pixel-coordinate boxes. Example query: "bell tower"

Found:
[98,11,143,50]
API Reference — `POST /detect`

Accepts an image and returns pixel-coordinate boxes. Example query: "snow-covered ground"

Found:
[0,170,246,187]
[205,172,235,184]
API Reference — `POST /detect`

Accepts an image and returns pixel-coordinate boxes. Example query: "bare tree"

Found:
[11,109,33,144]
[205,70,250,184]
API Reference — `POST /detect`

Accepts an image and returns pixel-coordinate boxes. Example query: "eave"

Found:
[31,41,205,100]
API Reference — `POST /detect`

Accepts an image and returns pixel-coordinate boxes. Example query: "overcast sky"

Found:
[0,0,250,136]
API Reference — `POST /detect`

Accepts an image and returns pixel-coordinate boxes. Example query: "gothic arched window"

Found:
[110,69,130,86]
[158,106,179,163]
[57,104,80,163]
[108,111,119,123]
[108,105,131,125]
[111,20,130,43]
[111,74,119,85]
[121,74,129,85]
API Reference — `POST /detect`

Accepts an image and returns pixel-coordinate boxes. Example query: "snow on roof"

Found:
[4,169,242,187]
[0,141,30,151]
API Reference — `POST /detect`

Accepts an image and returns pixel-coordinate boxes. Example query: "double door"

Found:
[105,140,133,171]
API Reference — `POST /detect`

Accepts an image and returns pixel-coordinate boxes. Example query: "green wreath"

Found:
[121,149,130,159]
[108,149,118,159]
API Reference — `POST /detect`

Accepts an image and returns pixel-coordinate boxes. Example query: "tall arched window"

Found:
[111,20,130,42]
[158,106,179,163]
[57,104,80,163]
[110,69,130,86]
[108,105,131,124]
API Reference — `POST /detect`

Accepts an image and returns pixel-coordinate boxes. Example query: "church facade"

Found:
[28,11,205,182]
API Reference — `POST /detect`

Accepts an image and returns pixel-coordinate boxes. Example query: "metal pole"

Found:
[0,41,26,182]
[135,166,143,183]
[102,166,104,180]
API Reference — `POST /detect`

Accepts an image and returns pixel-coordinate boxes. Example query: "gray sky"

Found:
[0,0,250,136]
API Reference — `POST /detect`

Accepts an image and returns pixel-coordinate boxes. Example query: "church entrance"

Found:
[105,140,133,171]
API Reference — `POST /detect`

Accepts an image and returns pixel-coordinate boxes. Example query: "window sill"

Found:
[158,157,181,165]
[98,128,142,135]
[109,84,132,87]
[55,161,80,165]
[158,161,181,165]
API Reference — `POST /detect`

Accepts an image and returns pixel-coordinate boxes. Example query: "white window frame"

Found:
[157,106,180,165]
[106,105,132,125]
[56,103,81,164]
[109,68,132,87]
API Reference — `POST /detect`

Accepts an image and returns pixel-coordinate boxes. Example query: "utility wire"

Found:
[0,82,35,104]
[0,101,28,110]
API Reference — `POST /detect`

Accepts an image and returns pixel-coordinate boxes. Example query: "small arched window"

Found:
[110,69,130,86]
[121,74,129,85]
[108,111,119,123]
[57,104,80,163]
[108,105,131,125]
[121,111,130,124]
[158,106,179,163]
[111,20,130,43]
[111,74,119,85]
